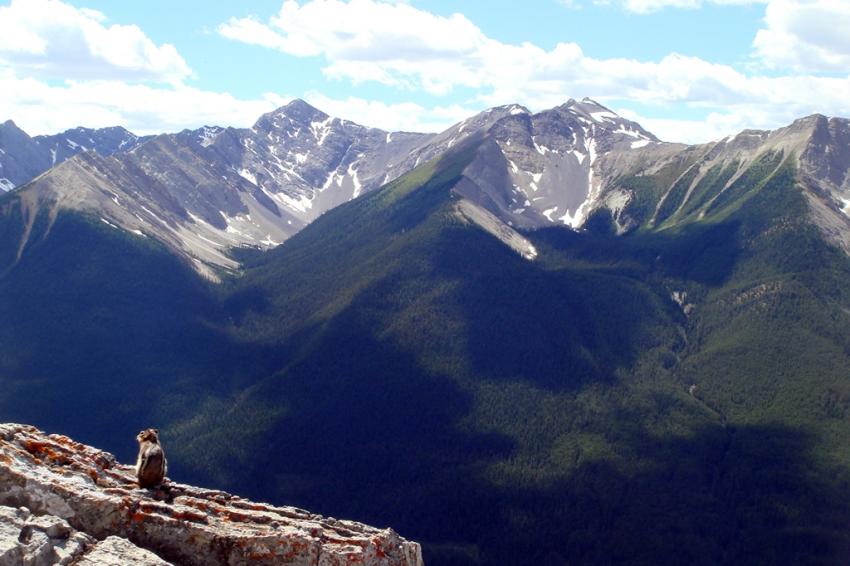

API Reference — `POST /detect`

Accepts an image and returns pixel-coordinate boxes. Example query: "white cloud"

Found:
[0,0,281,136]
[219,0,487,95]
[0,69,285,135]
[0,0,190,82]
[615,0,766,13]
[302,91,474,133]
[217,1,850,143]
[753,0,850,72]
[559,0,583,9]
[0,0,847,146]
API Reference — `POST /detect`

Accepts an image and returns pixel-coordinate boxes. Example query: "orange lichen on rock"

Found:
[0,423,423,566]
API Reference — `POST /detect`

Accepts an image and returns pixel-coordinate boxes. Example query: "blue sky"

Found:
[0,0,848,143]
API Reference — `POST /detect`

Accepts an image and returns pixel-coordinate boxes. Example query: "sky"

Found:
[0,0,849,143]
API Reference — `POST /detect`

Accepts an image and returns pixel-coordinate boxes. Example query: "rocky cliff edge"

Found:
[0,424,423,566]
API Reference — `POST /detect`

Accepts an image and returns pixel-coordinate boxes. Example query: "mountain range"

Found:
[0,119,149,192]
[2,99,850,565]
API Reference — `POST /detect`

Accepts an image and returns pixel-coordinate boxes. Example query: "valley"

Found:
[2,100,850,564]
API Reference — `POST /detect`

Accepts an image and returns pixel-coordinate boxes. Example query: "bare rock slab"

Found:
[0,424,423,566]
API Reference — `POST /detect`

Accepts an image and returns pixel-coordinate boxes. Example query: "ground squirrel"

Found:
[135,428,167,488]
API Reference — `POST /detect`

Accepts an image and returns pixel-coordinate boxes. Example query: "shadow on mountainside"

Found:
[0,212,283,463]
[461,420,850,566]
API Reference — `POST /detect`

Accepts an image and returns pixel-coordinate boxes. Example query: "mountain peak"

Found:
[277,98,329,122]
[283,97,321,113]
[0,119,27,137]
[580,96,608,108]
[254,98,330,131]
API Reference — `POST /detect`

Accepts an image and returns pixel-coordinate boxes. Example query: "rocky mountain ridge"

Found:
[4,99,850,279]
[0,120,148,192]
[591,113,850,250]
[0,424,422,566]
[0,97,661,278]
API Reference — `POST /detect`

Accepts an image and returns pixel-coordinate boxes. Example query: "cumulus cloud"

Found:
[219,0,485,95]
[302,91,474,133]
[618,0,766,13]
[2,0,848,145]
[582,0,766,12]
[0,0,190,82]
[0,0,283,135]
[753,0,850,72]
[0,69,286,135]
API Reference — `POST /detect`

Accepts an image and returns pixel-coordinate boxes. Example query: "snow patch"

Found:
[238,168,258,185]
[0,178,14,191]
[140,205,162,222]
[260,234,280,247]
[614,124,647,139]
[220,211,256,240]
[348,162,362,198]
[533,140,548,155]
[187,211,210,226]
[543,206,558,221]
[100,217,118,229]
[276,192,313,213]
[631,140,651,149]
[310,117,334,146]
[590,110,617,122]
[198,126,222,147]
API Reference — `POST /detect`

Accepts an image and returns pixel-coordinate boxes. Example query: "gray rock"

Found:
[75,536,172,566]
[8,97,850,275]
[0,424,423,566]
[0,504,95,565]
[0,120,147,192]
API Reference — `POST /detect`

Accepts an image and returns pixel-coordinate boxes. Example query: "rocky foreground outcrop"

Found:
[0,424,423,565]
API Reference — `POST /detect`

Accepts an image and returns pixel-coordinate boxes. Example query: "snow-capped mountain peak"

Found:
[452,99,662,230]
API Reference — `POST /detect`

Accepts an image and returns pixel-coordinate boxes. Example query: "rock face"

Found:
[590,113,850,247]
[0,424,423,566]
[0,120,147,192]
[0,98,659,277]
[8,98,850,277]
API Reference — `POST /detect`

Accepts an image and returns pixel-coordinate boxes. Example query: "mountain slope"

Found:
[190,129,850,563]
[590,114,850,246]
[1,98,663,278]
[4,106,850,564]
[167,139,696,564]
[0,120,148,191]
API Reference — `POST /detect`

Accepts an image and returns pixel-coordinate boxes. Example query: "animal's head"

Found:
[137,428,160,444]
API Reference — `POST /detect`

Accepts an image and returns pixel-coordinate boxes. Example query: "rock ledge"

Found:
[0,424,423,565]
